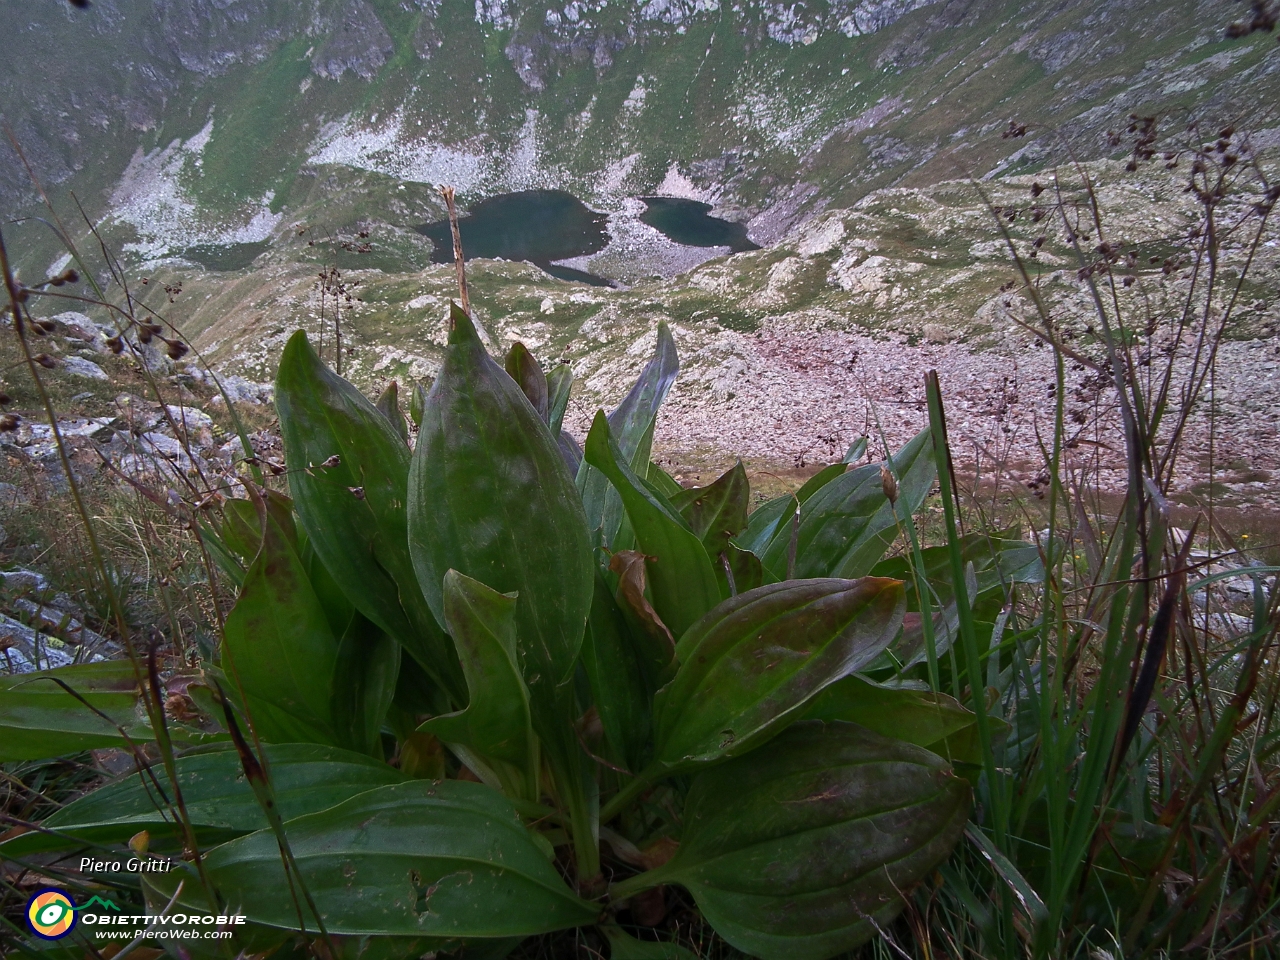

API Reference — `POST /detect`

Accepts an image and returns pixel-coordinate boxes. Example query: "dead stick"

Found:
[439,185,470,320]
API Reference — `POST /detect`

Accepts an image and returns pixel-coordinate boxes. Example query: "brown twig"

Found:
[438,185,470,319]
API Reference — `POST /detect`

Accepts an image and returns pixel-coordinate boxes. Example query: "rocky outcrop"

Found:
[311,0,394,80]
[412,0,444,59]
[483,0,947,90]
[830,0,943,37]
[150,0,318,77]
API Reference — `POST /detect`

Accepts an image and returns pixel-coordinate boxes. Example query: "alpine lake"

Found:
[417,189,759,286]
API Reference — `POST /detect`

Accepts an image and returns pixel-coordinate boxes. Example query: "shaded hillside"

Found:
[1,0,1277,271]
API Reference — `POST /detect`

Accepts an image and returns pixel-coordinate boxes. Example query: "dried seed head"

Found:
[138,326,153,344]
[880,464,899,507]
[165,339,189,360]
[61,268,79,284]
[0,393,10,405]
[0,414,19,431]
[349,485,366,500]
[320,454,342,468]
[34,354,57,369]
[106,336,124,354]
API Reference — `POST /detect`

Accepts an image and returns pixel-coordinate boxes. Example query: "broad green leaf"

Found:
[219,497,264,560]
[0,661,144,761]
[645,462,684,500]
[651,577,905,770]
[202,518,248,586]
[506,342,550,421]
[803,674,986,765]
[872,533,1044,604]
[890,563,978,670]
[670,462,749,558]
[217,490,296,561]
[547,365,573,437]
[720,544,764,596]
[842,436,869,464]
[223,505,338,745]
[559,430,584,475]
[409,381,427,428]
[581,572,652,773]
[154,780,600,937]
[408,304,595,843]
[409,304,594,701]
[304,536,358,636]
[140,874,296,960]
[331,613,401,757]
[1,743,405,856]
[794,463,846,504]
[376,380,410,444]
[578,322,679,547]
[608,550,677,691]
[420,571,537,800]
[601,925,696,960]
[735,494,796,559]
[276,331,463,703]
[761,429,935,580]
[584,412,721,641]
[873,534,1041,670]
[651,721,970,960]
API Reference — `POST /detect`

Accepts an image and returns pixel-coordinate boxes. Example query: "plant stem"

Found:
[599,762,664,824]
[439,185,470,316]
[609,864,674,902]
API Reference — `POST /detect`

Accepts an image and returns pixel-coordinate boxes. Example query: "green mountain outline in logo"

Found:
[76,896,120,912]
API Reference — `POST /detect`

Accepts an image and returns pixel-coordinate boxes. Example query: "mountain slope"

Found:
[2,0,1277,269]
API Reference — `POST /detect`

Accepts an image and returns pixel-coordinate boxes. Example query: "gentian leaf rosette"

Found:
[626,721,971,960]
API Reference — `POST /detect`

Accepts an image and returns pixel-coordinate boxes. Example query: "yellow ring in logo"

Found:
[28,888,77,940]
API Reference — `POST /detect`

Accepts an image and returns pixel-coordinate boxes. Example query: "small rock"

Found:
[91,418,125,443]
[61,356,109,380]
[165,405,214,431]
[540,298,556,315]
[0,569,50,594]
[11,598,113,653]
[0,612,75,673]
[208,375,272,405]
[138,432,185,459]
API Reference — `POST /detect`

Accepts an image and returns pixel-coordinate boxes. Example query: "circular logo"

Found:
[27,888,77,940]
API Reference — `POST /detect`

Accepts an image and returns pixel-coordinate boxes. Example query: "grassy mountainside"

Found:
[2,0,1277,270]
[1,0,1277,505]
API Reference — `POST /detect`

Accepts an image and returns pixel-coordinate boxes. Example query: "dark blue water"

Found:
[181,240,270,271]
[416,189,758,285]
[639,197,760,253]
[418,189,611,284]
